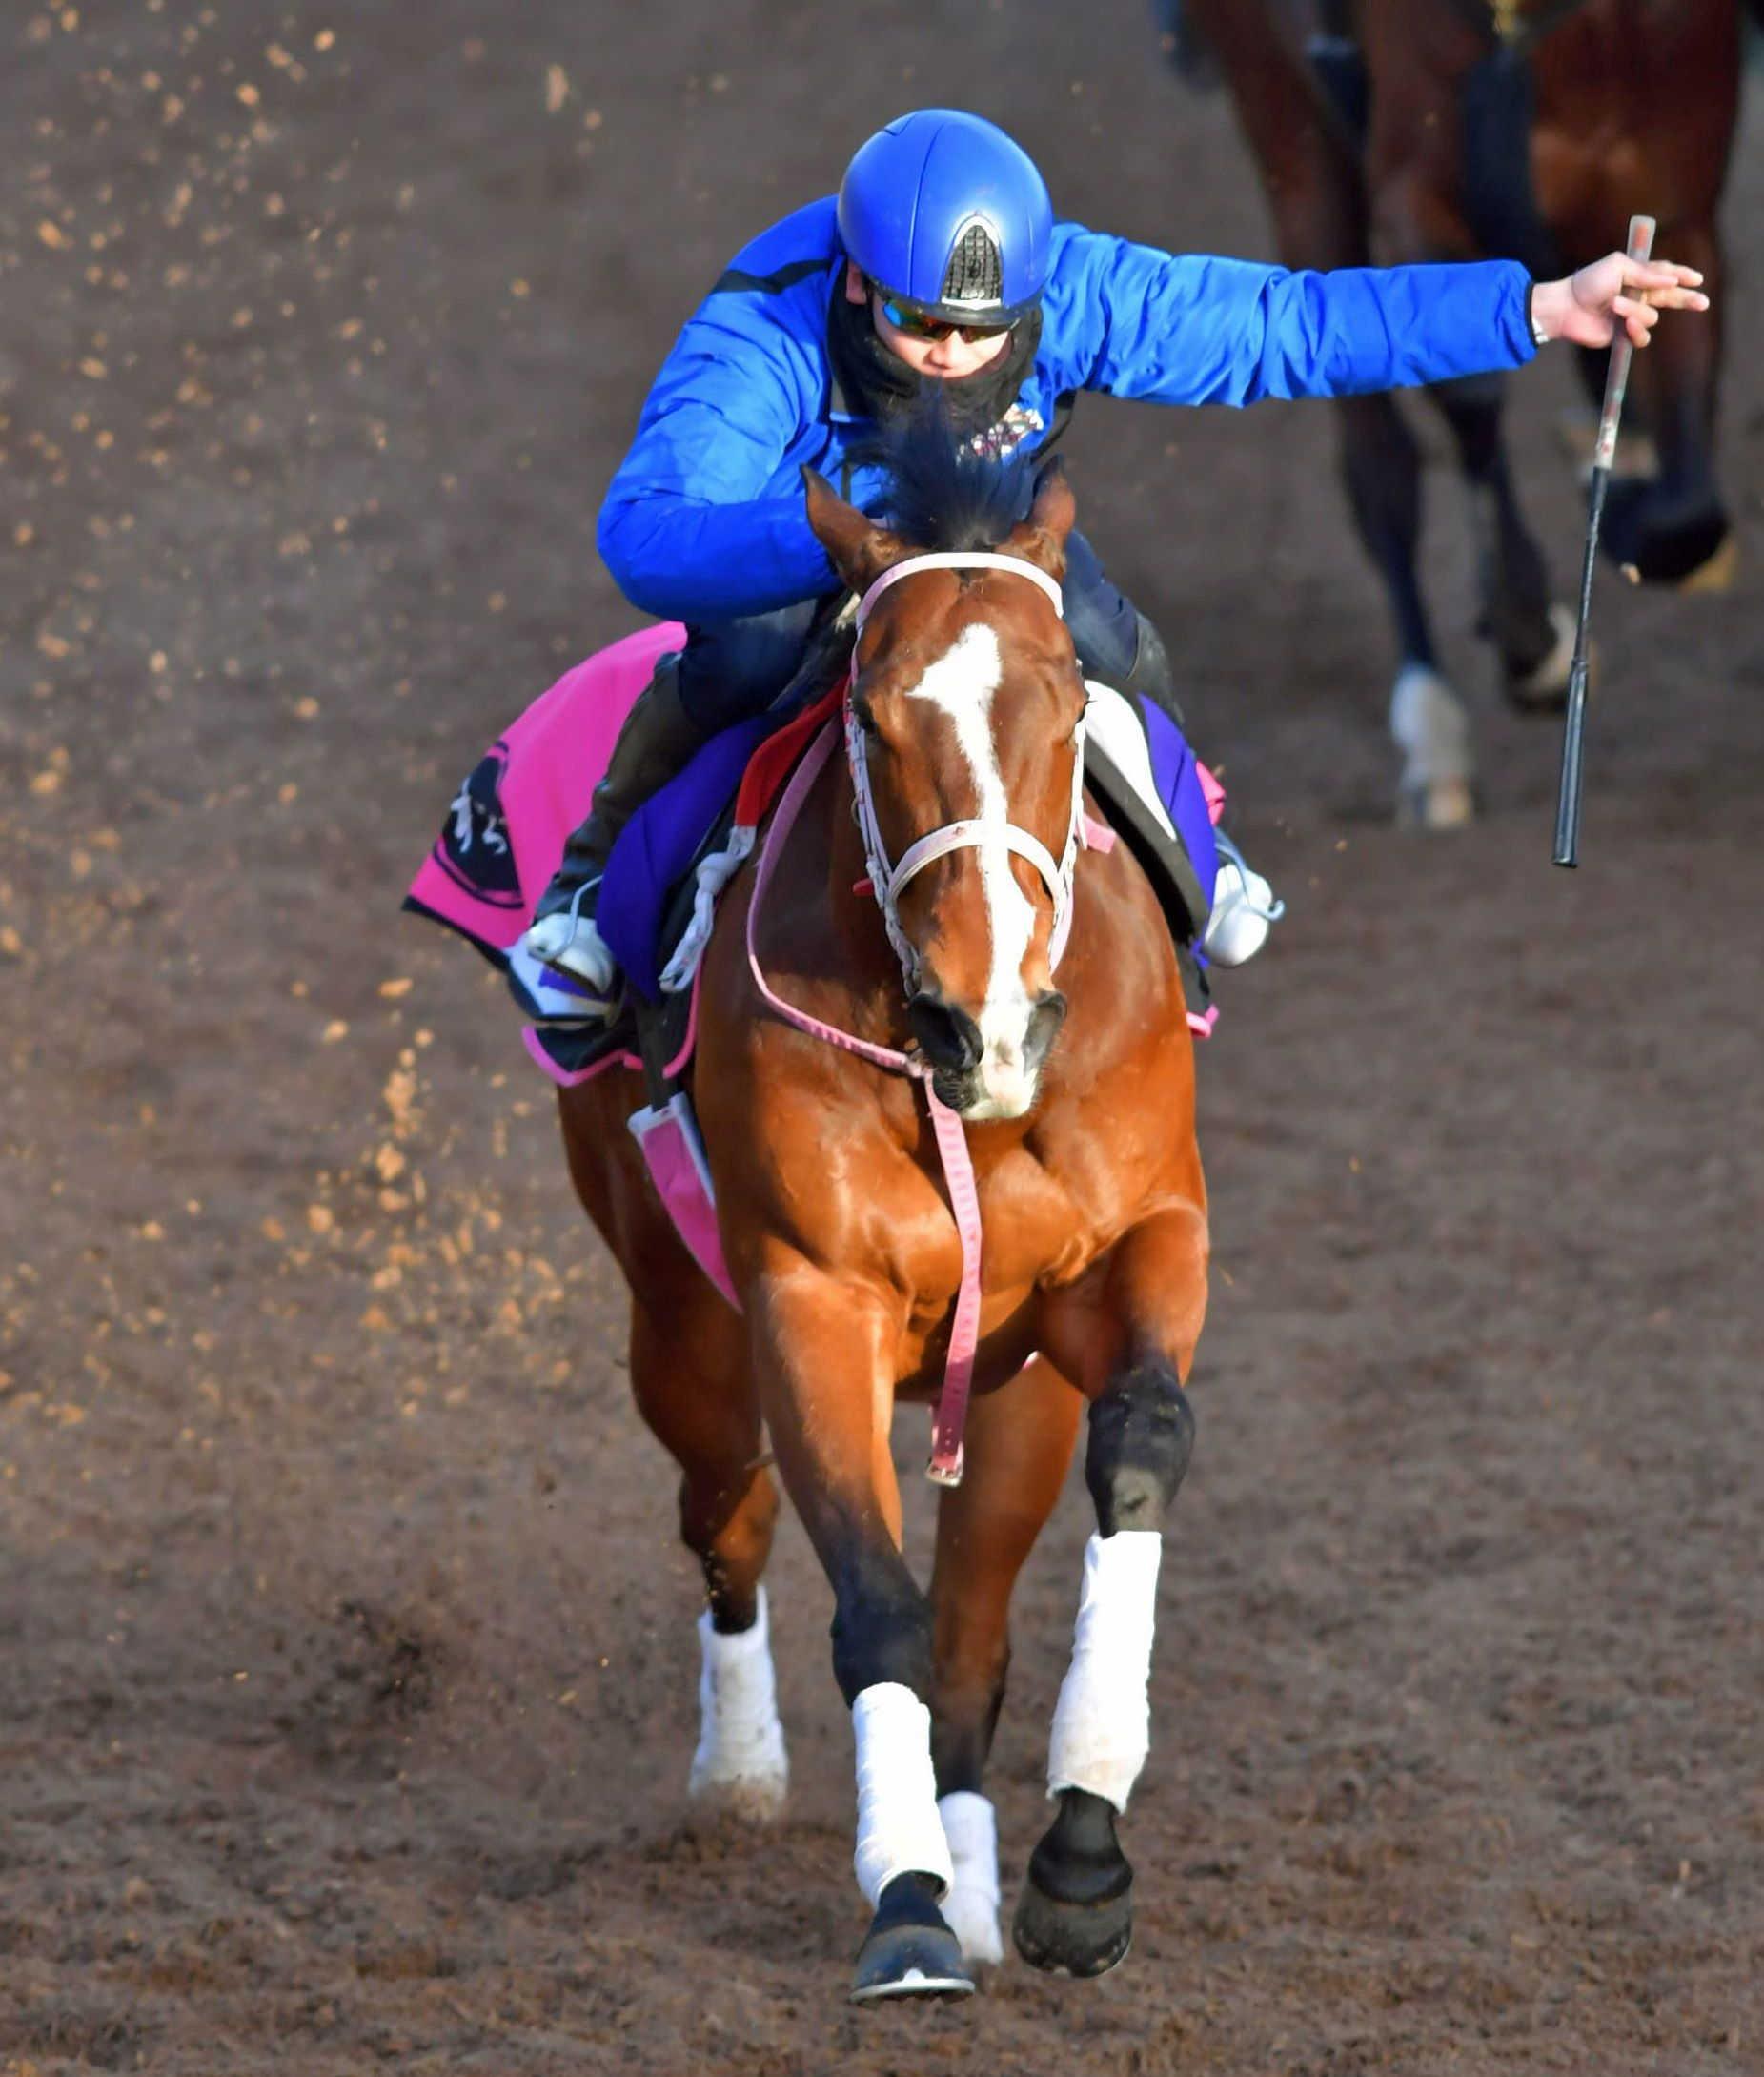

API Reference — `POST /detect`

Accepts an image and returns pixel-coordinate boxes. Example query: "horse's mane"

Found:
[776,392,1044,711]
[870,387,1041,553]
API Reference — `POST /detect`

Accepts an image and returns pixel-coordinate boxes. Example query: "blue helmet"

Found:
[837,109,1053,326]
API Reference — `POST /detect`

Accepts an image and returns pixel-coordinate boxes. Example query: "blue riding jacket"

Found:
[598,197,1538,625]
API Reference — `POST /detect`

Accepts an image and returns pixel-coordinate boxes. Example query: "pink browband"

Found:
[854,550,1065,633]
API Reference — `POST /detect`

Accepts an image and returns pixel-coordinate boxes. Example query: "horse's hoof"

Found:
[1600,479,1730,588]
[1389,665,1474,833]
[685,1769,788,1824]
[1395,776,1475,831]
[1676,530,1738,595]
[1504,602,1578,713]
[1012,1869,1134,1978]
[850,1873,975,2005]
[1013,1787,1135,1978]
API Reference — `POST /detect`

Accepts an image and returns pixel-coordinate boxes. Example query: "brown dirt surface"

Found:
[4,6,1763,2073]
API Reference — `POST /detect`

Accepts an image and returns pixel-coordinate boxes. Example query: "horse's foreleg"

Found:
[751,1263,971,2003]
[1604,217,1733,590]
[928,1355,1083,1965]
[628,1297,788,1820]
[1429,373,1574,707]
[1336,393,1476,829]
[1017,1207,1206,1978]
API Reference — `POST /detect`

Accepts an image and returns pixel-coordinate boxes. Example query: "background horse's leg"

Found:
[928,1356,1083,1965]
[751,1263,971,2002]
[1018,1203,1208,1977]
[1429,372,1575,708]
[1601,213,1733,588]
[1184,0,1475,827]
[1533,1,1740,591]
[1337,393,1475,827]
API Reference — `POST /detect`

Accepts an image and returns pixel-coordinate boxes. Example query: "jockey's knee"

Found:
[1121,610,1180,724]
[1084,1358,1195,1537]
[677,596,824,731]
[1062,530,1139,684]
[831,1550,933,1705]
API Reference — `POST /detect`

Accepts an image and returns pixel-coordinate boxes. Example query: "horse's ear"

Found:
[1004,456,1076,583]
[801,465,911,596]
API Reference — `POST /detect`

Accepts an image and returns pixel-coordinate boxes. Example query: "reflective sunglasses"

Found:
[874,289,1012,346]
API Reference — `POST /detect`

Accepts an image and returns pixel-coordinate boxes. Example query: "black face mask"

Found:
[827,286,1044,443]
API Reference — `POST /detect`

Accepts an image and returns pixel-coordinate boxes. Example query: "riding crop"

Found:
[1552,213,1654,868]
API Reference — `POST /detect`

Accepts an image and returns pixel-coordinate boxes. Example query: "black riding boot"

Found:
[1120,611,1184,730]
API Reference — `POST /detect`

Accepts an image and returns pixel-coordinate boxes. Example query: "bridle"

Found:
[845,551,1089,992]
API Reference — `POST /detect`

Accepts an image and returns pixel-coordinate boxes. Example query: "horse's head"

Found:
[803,444,1085,1122]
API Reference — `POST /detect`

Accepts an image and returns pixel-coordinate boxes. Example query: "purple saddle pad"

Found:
[596,712,779,1004]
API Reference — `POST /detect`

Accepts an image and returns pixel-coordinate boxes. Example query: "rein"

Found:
[744,550,1089,1486]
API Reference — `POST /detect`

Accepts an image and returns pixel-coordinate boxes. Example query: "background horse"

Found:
[1160,0,1742,826]
[557,423,1208,2002]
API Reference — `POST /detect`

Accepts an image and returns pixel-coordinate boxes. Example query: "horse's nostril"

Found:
[907,991,983,1073]
[1024,989,1067,1070]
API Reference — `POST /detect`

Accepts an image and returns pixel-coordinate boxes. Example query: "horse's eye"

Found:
[852,699,879,738]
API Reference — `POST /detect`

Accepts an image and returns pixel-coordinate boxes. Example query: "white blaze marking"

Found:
[903,623,1038,1114]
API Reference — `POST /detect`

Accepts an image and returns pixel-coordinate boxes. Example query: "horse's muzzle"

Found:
[909,988,1067,1119]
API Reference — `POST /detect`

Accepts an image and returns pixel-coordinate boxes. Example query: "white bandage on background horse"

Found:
[1046,1529,1163,1811]
[688,1586,790,1818]
[937,1790,1004,1964]
[852,1683,956,1908]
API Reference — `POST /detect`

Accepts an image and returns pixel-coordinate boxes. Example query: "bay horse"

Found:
[1161,0,1741,826]
[557,419,1207,2001]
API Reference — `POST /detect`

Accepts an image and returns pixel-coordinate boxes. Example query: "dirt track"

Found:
[4,5,1763,2071]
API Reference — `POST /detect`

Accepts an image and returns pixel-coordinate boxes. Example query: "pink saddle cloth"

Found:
[406,621,682,960]
[407,621,828,1311]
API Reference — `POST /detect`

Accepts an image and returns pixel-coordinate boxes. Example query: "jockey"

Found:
[524,108,1705,1015]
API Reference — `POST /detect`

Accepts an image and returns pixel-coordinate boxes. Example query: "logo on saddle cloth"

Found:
[436,744,521,907]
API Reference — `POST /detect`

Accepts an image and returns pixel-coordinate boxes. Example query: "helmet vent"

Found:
[942,219,1004,309]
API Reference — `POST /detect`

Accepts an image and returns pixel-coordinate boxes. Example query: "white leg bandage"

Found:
[852,1683,954,1909]
[938,1790,1003,1964]
[1047,1530,1163,1813]
[688,1586,788,1818]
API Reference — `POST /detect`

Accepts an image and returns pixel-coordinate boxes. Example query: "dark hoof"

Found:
[1012,1787,1135,1978]
[1501,602,1576,714]
[1013,1869,1134,1978]
[850,1872,974,2005]
[1600,478,1730,588]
